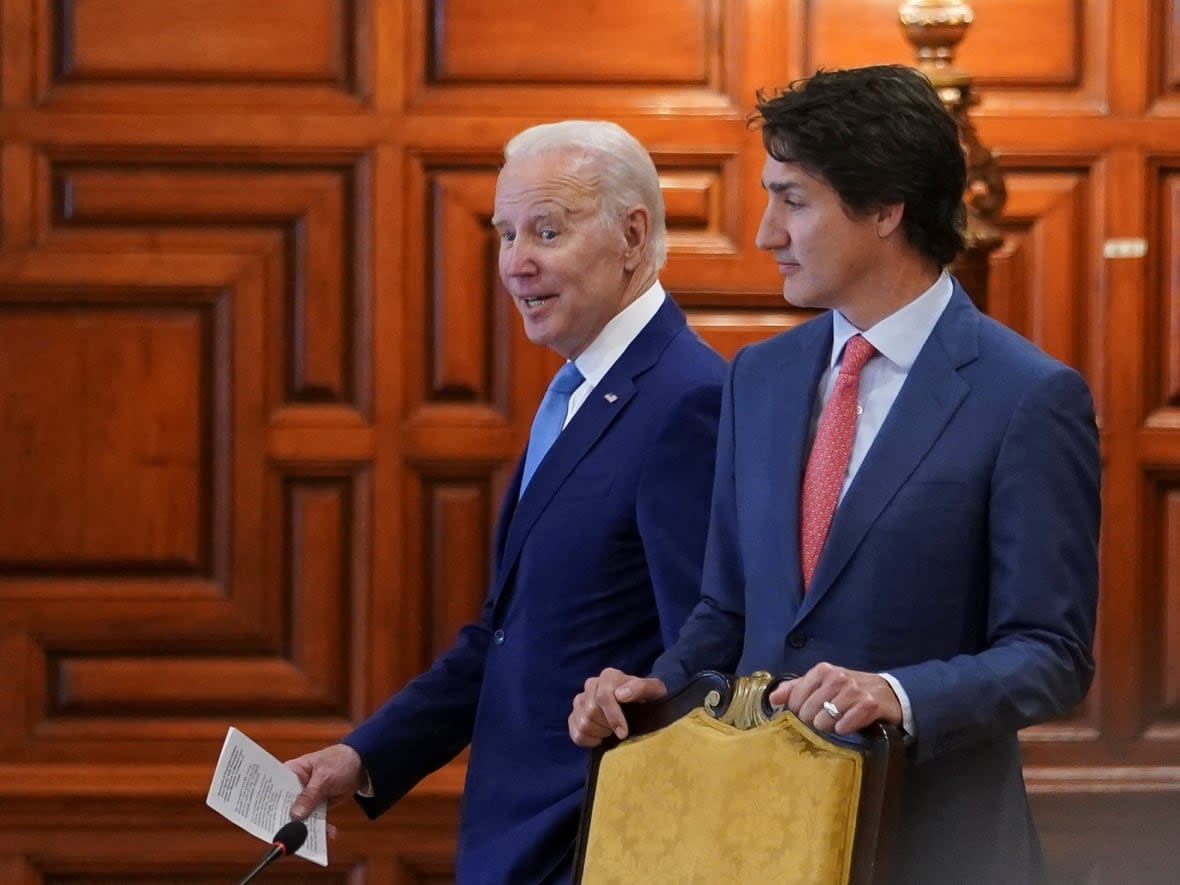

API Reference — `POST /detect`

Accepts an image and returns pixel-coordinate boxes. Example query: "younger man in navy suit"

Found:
[570,65,1100,885]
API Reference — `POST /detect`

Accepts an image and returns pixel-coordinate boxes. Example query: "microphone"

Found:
[237,820,308,885]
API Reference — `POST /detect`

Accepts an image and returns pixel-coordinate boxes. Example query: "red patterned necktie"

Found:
[800,333,877,590]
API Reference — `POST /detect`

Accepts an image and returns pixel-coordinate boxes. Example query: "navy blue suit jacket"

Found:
[345,297,726,884]
[652,282,1100,885]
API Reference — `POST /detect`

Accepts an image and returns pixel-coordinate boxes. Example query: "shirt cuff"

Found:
[355,768,375,798]
[878,671,915,742]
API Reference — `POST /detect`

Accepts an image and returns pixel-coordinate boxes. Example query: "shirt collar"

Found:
[830,270,953,370]
[572,280,666,389]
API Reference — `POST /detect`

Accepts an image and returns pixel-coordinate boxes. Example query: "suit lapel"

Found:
[796,288,979,621]
[491,298,687,605]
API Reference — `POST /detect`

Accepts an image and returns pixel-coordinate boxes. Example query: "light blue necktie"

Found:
[520,361,585,496]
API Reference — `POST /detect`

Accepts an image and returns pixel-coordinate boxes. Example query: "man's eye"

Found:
[500,231,516,242]
[540,229,558,241]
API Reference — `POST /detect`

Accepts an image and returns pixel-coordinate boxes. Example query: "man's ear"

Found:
[622,205,651,272]
[876,201,905,238]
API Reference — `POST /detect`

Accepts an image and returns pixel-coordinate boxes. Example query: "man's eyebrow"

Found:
[491,207,568,228]
[763,180,803,194]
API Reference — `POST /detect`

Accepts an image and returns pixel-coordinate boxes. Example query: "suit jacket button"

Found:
[493,629,505,645]
[787,631,807,649]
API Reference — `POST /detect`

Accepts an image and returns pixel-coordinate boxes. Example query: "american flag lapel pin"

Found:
[604,393,618,403]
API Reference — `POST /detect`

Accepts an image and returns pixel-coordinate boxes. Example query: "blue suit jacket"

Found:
[652,282,1100,885]
[345,297,726,884]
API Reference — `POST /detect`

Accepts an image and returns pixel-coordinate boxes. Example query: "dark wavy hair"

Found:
[754,64,966,266]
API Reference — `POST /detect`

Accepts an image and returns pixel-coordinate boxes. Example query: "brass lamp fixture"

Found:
[899,1,1006,310]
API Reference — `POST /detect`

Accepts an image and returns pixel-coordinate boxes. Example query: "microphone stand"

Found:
[238,842,285,885]
[235,819,307,884]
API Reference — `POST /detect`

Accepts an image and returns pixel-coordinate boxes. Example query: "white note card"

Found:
[206,726,329,867]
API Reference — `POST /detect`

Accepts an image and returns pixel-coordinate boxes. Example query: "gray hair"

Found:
[504,120,668,268]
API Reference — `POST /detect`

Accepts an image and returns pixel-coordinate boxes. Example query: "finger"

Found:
[568,675,617,745]
[830,681,889,736]
[291,766,341,818]
[283,759,309,783]
[581,669,630,739]
[794,663,848,723]
[578,690,615,731]
[767,678,795,709]
[796,684,829,725]
[816,675,878,734]
[568,690,615,747]
[289,785,320,819]
[568,707,612,747]
[616,676,666,703]
[832,705,868,736]
[785,667,826,714]
[595,686,631,740]
[811,696,846,732]
[806,685,847,727]
[604,676,669,738]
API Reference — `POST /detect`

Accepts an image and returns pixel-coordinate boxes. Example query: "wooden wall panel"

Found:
[1164,0,1180,95]
[33,0,367,110]
[279,473,363,714]
[0,0,1177,883]
[0,144,375,766]
[419,167,512,411]
[1151,482,1180,737]
[987,164,1096,381]
[1137,164,1180,767]
[407,0,745,113]
[432,0,715,84]
[0,260,236,619]
[57,0,348,83]
[1155,166,1180,413]
[51,157,366,406]
[661,162,742,256]
[686,308,808,359]
[0,304,203,565]
[417,470,497,669]
[659,144,760,289]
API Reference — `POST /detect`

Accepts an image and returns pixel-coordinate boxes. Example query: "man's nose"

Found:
[501,241,536,276]
[754,209,784,251]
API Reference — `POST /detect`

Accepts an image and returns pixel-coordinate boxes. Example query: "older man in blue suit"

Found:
[570,65,1100,885]
[284,121,726,884]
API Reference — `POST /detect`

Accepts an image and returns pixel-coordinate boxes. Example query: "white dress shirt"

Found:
[561,280,667,426]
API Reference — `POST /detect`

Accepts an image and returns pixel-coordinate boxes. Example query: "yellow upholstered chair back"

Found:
[573,671,904,885]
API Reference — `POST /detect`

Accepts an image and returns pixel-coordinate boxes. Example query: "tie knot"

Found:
[549,361,585,395]
[839,334,876,377]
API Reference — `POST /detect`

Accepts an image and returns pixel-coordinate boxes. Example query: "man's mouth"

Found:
[521,294,557,308]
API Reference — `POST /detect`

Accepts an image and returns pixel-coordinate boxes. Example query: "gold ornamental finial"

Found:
[705,671,775,729]
[899,1,974,76]
[899,1,1005,306]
